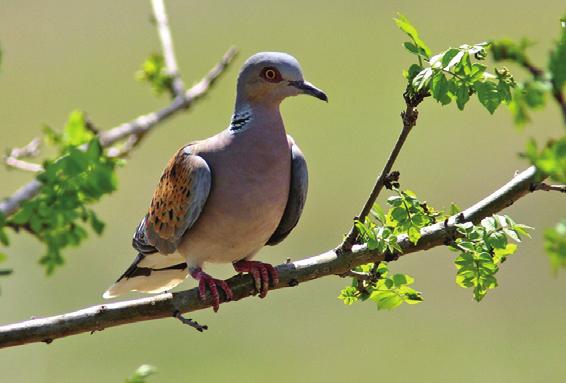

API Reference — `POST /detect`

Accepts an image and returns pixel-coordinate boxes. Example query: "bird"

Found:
[103,52,327,311]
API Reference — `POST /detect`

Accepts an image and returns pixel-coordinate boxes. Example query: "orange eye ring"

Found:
[261,67,281,82]
[265,69,276,80]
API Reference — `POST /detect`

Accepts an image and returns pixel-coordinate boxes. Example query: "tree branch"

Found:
[341,88,429,250]
[0,47,238,217]
[0,165,542,349]
[531,182,566,193]
[3,138,43,173]
[150,0,185,97]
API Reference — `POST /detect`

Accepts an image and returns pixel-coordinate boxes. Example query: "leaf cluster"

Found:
[136,53,174,96]
[342,186,447,309]
[1,111,119,274]
[451,215,532,301]
[339,262,423,310]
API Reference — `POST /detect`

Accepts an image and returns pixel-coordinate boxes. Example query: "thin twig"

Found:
[339,270,372,281]
[151,0,185,98]
[0,166,543,349]
[173,311,208,332]
[0,47,238,217]
[340,88,429,251]
[531,183,566,193]
[3,158,43,173]
[6,138,42,159]
[3,138,44,172]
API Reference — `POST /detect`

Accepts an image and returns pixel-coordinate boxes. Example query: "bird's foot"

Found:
[190,268,233,312]
[233,260,279,298]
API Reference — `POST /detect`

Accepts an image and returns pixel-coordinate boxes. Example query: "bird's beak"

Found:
[289,80,328,102]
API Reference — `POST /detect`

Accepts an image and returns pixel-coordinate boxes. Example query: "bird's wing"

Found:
[266,137,308,245]
[139,144,212,254]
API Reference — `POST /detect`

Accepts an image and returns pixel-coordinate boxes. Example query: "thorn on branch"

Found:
[173,311,208,332]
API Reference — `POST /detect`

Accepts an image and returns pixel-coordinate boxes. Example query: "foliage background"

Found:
[0,0,564,381]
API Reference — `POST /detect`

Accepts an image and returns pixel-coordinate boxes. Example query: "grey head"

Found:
[235,52,327,108]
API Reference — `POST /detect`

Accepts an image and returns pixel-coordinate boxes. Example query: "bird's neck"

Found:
[229,101,283,135]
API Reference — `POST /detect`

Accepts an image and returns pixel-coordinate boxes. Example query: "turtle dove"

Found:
[103,52,327,311]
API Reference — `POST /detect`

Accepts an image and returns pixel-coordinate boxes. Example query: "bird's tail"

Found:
[103,253,189,299]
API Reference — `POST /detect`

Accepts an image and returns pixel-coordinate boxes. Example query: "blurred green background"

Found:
[1,1,565,382]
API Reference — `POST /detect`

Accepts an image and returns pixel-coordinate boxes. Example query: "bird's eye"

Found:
[261,67,281,82]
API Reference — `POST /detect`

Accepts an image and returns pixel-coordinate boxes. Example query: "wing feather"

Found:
[143,144,211,254]
[266,137,308,245]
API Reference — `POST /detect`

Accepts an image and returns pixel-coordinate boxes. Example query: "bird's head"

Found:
[236,52,327,106]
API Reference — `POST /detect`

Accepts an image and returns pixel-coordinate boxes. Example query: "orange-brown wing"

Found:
[142,145,211,254]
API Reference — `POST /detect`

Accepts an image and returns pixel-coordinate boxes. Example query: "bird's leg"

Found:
[232,260,279,298]
[189,267,234,312]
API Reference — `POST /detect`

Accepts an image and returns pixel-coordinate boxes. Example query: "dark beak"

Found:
[289,80,328,102]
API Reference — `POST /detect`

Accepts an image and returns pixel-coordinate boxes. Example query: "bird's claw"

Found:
[233,260,279,298]
[190,268,233,312]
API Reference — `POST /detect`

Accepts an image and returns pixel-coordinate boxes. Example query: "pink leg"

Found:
[233,260,279,298]
[190,267,234,312]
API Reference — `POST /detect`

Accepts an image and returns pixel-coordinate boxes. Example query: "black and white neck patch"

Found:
[229,109,253,133]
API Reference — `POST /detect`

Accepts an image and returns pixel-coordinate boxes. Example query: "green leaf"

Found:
[474,81,502,114]
[493,243,518,264]
[391,207,408,223]
[455,83,470,110]
[394,14,431,58]
[449,203,461,215]
[126,365,157,383]
[407,226,421,244]
[63,110,93,147]
[372,290,404,310]
[136,53,174,96]
[549,20,566,92]
[544,220,566,275]
[523,80,547,109]
[524,137,566,183]
[430,72,451,105]
[0,229,9,246]
[338,286,359,305]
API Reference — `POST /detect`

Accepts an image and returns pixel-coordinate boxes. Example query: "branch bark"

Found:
[0,166,541,349]
[150,0,186,97]
[0,47,237,217]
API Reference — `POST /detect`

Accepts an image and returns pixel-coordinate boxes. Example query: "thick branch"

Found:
[0,47,237,217]
[0,166,540,349]
[150,0,185,97]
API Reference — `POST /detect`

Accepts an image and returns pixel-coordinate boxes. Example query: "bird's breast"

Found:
[178,124,292,265]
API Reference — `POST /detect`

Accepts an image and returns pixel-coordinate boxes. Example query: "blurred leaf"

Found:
[523,137,566,183]
[126,365,157,383]
[548,19,566,92]
[63,110,93,148]
[544,220,566,275]
[136,53,173,96]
